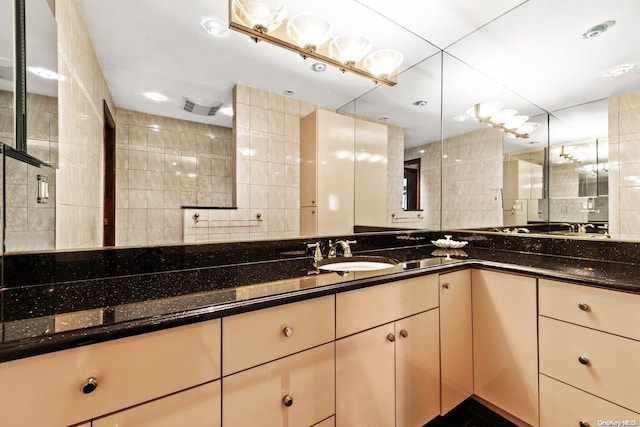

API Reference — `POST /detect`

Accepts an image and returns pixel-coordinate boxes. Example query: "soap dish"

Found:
[431,235,468,249]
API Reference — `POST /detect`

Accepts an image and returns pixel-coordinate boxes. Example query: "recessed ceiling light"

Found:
[144,92,168,102]
[582,20,615,39]
[311,62,327,72]
[413,100,427,106]
[201,18,227,37]
[419,149,425,154]
[27,66,66,81]
[453,115,467,122]
[606,63,637,77]
[283,90,295,96]
[379,116,389,121]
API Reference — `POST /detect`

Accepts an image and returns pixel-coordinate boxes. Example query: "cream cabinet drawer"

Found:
[223,295,335,375]
[539,316,640,412]
[93,381,221,427]
[540,374,639,427]
[539,279,640,340]
[223,342,335,427]
[336,274,438,338]
[0,320,221,427]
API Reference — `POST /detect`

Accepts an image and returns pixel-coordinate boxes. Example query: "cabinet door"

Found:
[472,270,539,426]
[354,118,387,227]
[300,111,318,208]
[300,206,317,236]
[93,381,220,427]
[223,343,334,427]
[336,324,395,427]
[439,270,473,415]
[395,309,440,427]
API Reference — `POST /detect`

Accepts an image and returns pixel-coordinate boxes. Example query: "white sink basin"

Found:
[315,256,399,272]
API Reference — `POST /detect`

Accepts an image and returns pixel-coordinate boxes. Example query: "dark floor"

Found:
[424,398,518,427]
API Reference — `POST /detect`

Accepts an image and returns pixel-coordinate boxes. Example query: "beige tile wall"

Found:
[56,0,115,249]
[386,124,408,228]
[115,109,233,246]
[406,127,504,230]
[3,92,58,251]
[609,90,640,240]
[0,90,14,146]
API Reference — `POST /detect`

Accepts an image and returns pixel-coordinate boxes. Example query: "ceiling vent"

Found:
[181,96,223,116]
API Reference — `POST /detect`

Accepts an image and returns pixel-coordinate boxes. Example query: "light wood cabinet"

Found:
[336,274,439,338]
[313,416,335,427]
[439,269,473,415]
[300,109,355,236]
[540,374,639,427]
[539,316,640,413]
[93,381,221,427]
[336,309,440,427]
[354,119,388,228]
[539,278,640,340]
[222,295,335,375]
[0,319,221,427]
[395,309,441,427]
[223,342,335,427]
[472,270,539,426]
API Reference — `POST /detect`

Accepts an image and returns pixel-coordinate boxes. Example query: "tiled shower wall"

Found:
[609,90,640,241]
[56,0,115,249]
[405,127,504,230]
[115,109,233,246]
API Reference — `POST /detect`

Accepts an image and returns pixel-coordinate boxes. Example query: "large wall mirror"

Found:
[3,0,640,256]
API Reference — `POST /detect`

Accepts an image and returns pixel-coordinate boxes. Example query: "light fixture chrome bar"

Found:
[228,14,398,87]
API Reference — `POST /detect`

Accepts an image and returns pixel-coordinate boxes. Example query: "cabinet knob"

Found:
[442,282,450,289]
[283,326,294,337]
[387,333,396,342]
[578,356,590,366]
[399,329,408,338]
[81,377,98,394]
[282,395,294,407]
[311,200,315,205]
[578,303,590,312]
[579,421,590,427]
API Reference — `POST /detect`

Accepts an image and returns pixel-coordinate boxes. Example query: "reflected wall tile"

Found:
[250,160,268,185]
[128,189,148,208]
[268,162,285,186]
[250,184,268,208]
[284,164,299,187]
[284,141,300,165]
[164,171,181,190]
[619,110,640,136]
[268,136,285,163]
[268,187,285,209]
[147,190,164,208]
[6,207,28,231]
[148,152,165,172]
[250,133,269,161]
[197,134,213,155]
[268,110,285,135]
[129,169,149,190]
[618,90,640,112]
[236,85,251,104]
[181,133,197,154]
[269,92,285,112]
[128,228,148,245]
[250,87,269,109]
[129,126,147,147]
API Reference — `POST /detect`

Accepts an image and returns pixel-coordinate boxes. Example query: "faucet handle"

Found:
[306,242,323,262]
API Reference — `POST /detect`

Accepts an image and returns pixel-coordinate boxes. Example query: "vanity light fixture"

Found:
[144,92,168,102]
[467,103,540,139]
[229,0,402,86]
[606,63,637,77]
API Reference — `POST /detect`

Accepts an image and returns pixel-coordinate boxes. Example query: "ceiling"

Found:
[9,0,640,150]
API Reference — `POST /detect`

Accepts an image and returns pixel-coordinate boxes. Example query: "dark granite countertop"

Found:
[2,241,640,363]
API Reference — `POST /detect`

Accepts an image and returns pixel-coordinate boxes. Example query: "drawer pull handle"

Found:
[399,329,408,338]
[387,333,396,342]
[81,377,98,394]
[579,421,590,427]
[578,356,590,366]
[442,282,450,289]
[283,326,294,337]
[578,303,590,311]
[282,395,294,407]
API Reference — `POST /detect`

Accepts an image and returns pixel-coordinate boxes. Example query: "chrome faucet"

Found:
[327,239,356,258]
[578,223,594,234]
[307,242,323,262]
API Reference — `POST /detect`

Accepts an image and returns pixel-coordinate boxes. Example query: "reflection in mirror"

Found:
[547,99,610,238]
[355,52,442,231]
[435,53,547,230]
[403,159,420,211]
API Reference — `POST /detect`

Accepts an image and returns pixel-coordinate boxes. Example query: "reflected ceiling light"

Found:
[144,92,168,101]
[413,100,428,106]
[467,103,539,138]
[606,63,637,77]
[311,62,327,72]
[218,106,234,116]
[489,109,517,124]
[201,18,228,37]
[287,14,333,53]
[27,66,65,81]
[453,115,467,122]
[363,49,403,80]
[329,35,371,67]
[232,0,287,34]
[229,0,401,86]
